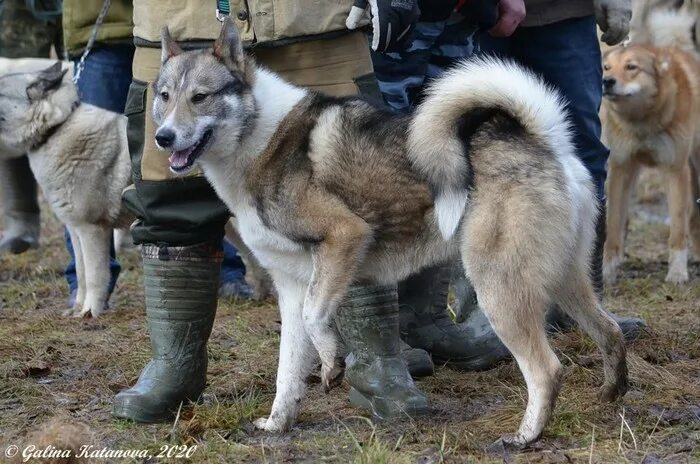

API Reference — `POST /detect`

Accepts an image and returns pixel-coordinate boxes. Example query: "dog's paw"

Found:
[598,380,627,403]
[253,417,269,430]
[62,308,77,317]
[253,417,287,433]
[664,267,688,285]
[485,433,528,454]
[76,306,94,318]
[666,250,689,284]
[321,356,345,394]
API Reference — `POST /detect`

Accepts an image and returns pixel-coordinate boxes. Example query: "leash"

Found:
[216,0,229,22]
[73,0,112,84]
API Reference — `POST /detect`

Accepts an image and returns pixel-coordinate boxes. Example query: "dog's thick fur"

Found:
[0,58,272,308]
[0,60,132,317]
[153,20,628,447]
[601,44,700,285]
[629,0,700,52]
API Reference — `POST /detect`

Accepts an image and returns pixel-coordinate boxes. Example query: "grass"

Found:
[1,169,698,463]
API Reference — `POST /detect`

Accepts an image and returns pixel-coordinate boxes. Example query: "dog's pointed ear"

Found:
[213,17,245,71]
[26,62,68,101]
[161,26,183,65]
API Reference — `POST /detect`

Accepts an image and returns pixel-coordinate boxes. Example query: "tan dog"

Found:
[601,44,700,284]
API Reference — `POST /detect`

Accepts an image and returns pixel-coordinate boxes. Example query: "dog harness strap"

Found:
[216,0,230,22]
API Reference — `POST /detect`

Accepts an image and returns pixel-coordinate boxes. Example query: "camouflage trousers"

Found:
[371,13,479,113]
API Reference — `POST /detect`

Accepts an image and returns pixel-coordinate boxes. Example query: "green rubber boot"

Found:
[338,284,431,420]
[399,265,511,371]
[0,157,40,255]
[112,242,222,423]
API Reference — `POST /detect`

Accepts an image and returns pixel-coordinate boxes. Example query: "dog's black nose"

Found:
[155,129,175,148]
[603,77,616,88]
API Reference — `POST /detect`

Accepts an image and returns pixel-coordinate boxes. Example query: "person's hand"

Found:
[488,0,526,37]
[594,0,632,45]
[346,0,420,52]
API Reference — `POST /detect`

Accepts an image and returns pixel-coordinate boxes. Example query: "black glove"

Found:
[457,0,500,30]
[346,0,421,52]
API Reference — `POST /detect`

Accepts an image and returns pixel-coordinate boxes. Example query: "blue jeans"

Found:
[64,45,134,295]
[478,16,609,200]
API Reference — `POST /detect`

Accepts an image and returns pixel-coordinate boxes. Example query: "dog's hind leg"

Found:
[254,272,318,432]
[664,162,692,284]
[554,268,628,402]
[75,224,111,318]
[63,226,85,316]
[689,158,700,257]
[474,277,563,449]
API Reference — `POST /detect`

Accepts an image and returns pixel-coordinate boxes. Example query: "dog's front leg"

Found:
[254,272,317,432]
[75,224,111,317]
[603,160,639,284]
[304,219,371,393]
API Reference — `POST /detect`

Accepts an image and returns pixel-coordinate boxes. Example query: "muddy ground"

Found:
[1,168,698,463]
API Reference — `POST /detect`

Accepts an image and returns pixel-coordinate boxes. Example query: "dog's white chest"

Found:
[235,206,313,281]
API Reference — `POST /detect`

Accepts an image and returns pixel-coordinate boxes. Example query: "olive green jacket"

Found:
[62,0,133,57]
[522,0,594,27]
[133,0,369,48]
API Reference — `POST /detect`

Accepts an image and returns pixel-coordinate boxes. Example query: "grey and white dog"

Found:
[0,58,271,311]
[0,60,132,317]
[152,19,628,448]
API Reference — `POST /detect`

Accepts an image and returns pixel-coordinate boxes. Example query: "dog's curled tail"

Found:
[408,56,574,239]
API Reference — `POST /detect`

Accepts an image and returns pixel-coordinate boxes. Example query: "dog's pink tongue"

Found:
[169,147,194,168]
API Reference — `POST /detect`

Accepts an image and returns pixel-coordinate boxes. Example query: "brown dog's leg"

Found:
[603,160,639,284]
[664,162,691,284]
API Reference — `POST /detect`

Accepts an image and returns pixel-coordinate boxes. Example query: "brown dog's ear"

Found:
[161,26,183,65]
[26,62,68,101]
[655,52,672,74]
[213,17,245,71]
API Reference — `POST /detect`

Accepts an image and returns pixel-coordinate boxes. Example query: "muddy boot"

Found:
[0,157,40,255]
[112,242,222,423]
[338,284,431,420]
[400,265,511,371]
[548,204,646,341]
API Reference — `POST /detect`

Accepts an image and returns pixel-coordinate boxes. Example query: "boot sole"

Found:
[112,401,178,424]
[348,388,431,420]
[431,352,511,371]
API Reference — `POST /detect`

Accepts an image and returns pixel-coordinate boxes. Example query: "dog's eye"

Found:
[625,63,638,71]
[160,91,169,101]
[192,93,208,103]
[603,64,611,71]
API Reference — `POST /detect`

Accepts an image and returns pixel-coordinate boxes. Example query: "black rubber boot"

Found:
[547,203,646,341]
[337,284,431,420]
[399,265,511,371]
[0,157,40,255]
[112,242,222,423]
